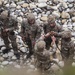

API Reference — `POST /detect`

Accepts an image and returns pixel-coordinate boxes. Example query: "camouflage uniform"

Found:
[0,10,18,54]
[21,13,42,58]
[43,15,62,49]
[34,41,51,71]
[56,31,75,65]
[34,40,57,72]
[8,31,20,59]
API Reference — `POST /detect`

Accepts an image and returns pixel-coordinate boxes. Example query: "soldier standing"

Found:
[21,13,42,58]
[54,30,75,66]
[34,36,62,75]
[43,15,62,50]
[0,10,10,53]
[0,10,18,55]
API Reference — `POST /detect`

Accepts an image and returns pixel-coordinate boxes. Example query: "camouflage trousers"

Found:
[35,60,63,75]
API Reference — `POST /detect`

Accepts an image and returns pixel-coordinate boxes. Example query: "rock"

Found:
[12,56,17,60]
[67,0,74,2]
[0,57,4,62]
[68,4,73,8]
[46,11,50,15]
[3,54,8,58]
[73,12,75,16]
[53,0,59,3]
[17,17,23,23]
[21,8,26,12]
[73,23,75,26]
[17,1,25,5]
[10,2,16,8]
[24,55,27,59]
[5,4,10,8]
[1,47,6,51]
[16,5,21,9]
[40,16,48,21]
[10,12,15,15]
[72,17,75,22]
[63,24,68,27]
[63,0,67,2]
[52,11,60,18]
[21,3,29,8]
[61,11,70,19]
[10,14,17,19]
[3,0,7,4]
[19,12,24,16]
[0,65,4,68]
[29,65,35,69]
[62,19,67,24]
[72,62,75,67]
[20,47,27,53]
[13,0,19,2]
[8,52,14,57]
[29,3,36,9]
[37,3,47,8]
[38,0,47,3]
[73,55,75,59]
[14,64,21,69]
[53,59,59,63]
[10,8,15,12]
[33,12,37,16]
[51,64,60,71]
[63,2,68,8]
[58,61,64,68]
[49,6,58,10]
[2,61,9,66]
[9,61,13,65]
[0,1,2,6]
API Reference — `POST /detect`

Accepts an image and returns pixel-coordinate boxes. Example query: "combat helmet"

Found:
[37,40,46,52]
[27,13,35,24]
[47,15,55,24]
[62,30,72,39]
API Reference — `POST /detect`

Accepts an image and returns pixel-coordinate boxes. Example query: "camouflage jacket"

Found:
[0,17,18,30]
[61,40,75,60]
[55,31,75,60]
[21,19,42,40]
[0,17,18,38]
[43,22,62,34]
[35,49,51,70]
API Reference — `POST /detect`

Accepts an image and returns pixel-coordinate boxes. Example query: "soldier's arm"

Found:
[21,20,26,33]
[36,25,42,39]
[69,41,75,59]
[43,22,47,34]
[57,25,63,32]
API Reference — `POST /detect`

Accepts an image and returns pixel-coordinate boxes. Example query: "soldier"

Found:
[21,13,42,58]
[8,30,20,59]
[0,10,10,53]
[54,30,75,65]
[34,36,62,75]
[43,15,62,50]
[0,10,18,54]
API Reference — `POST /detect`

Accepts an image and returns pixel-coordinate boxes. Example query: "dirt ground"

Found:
[0,65,42,75]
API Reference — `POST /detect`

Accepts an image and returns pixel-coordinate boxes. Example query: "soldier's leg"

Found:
[12,42,20,59]
[2,37,10,54]
[25,38,33,58]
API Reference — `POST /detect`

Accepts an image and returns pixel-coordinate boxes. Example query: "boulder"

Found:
[37,3,47,8]
[72,17,75,22]
[40,16,48,21]
[2,61,9,66]
[61,11,70,19]
[21,3,29,8]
